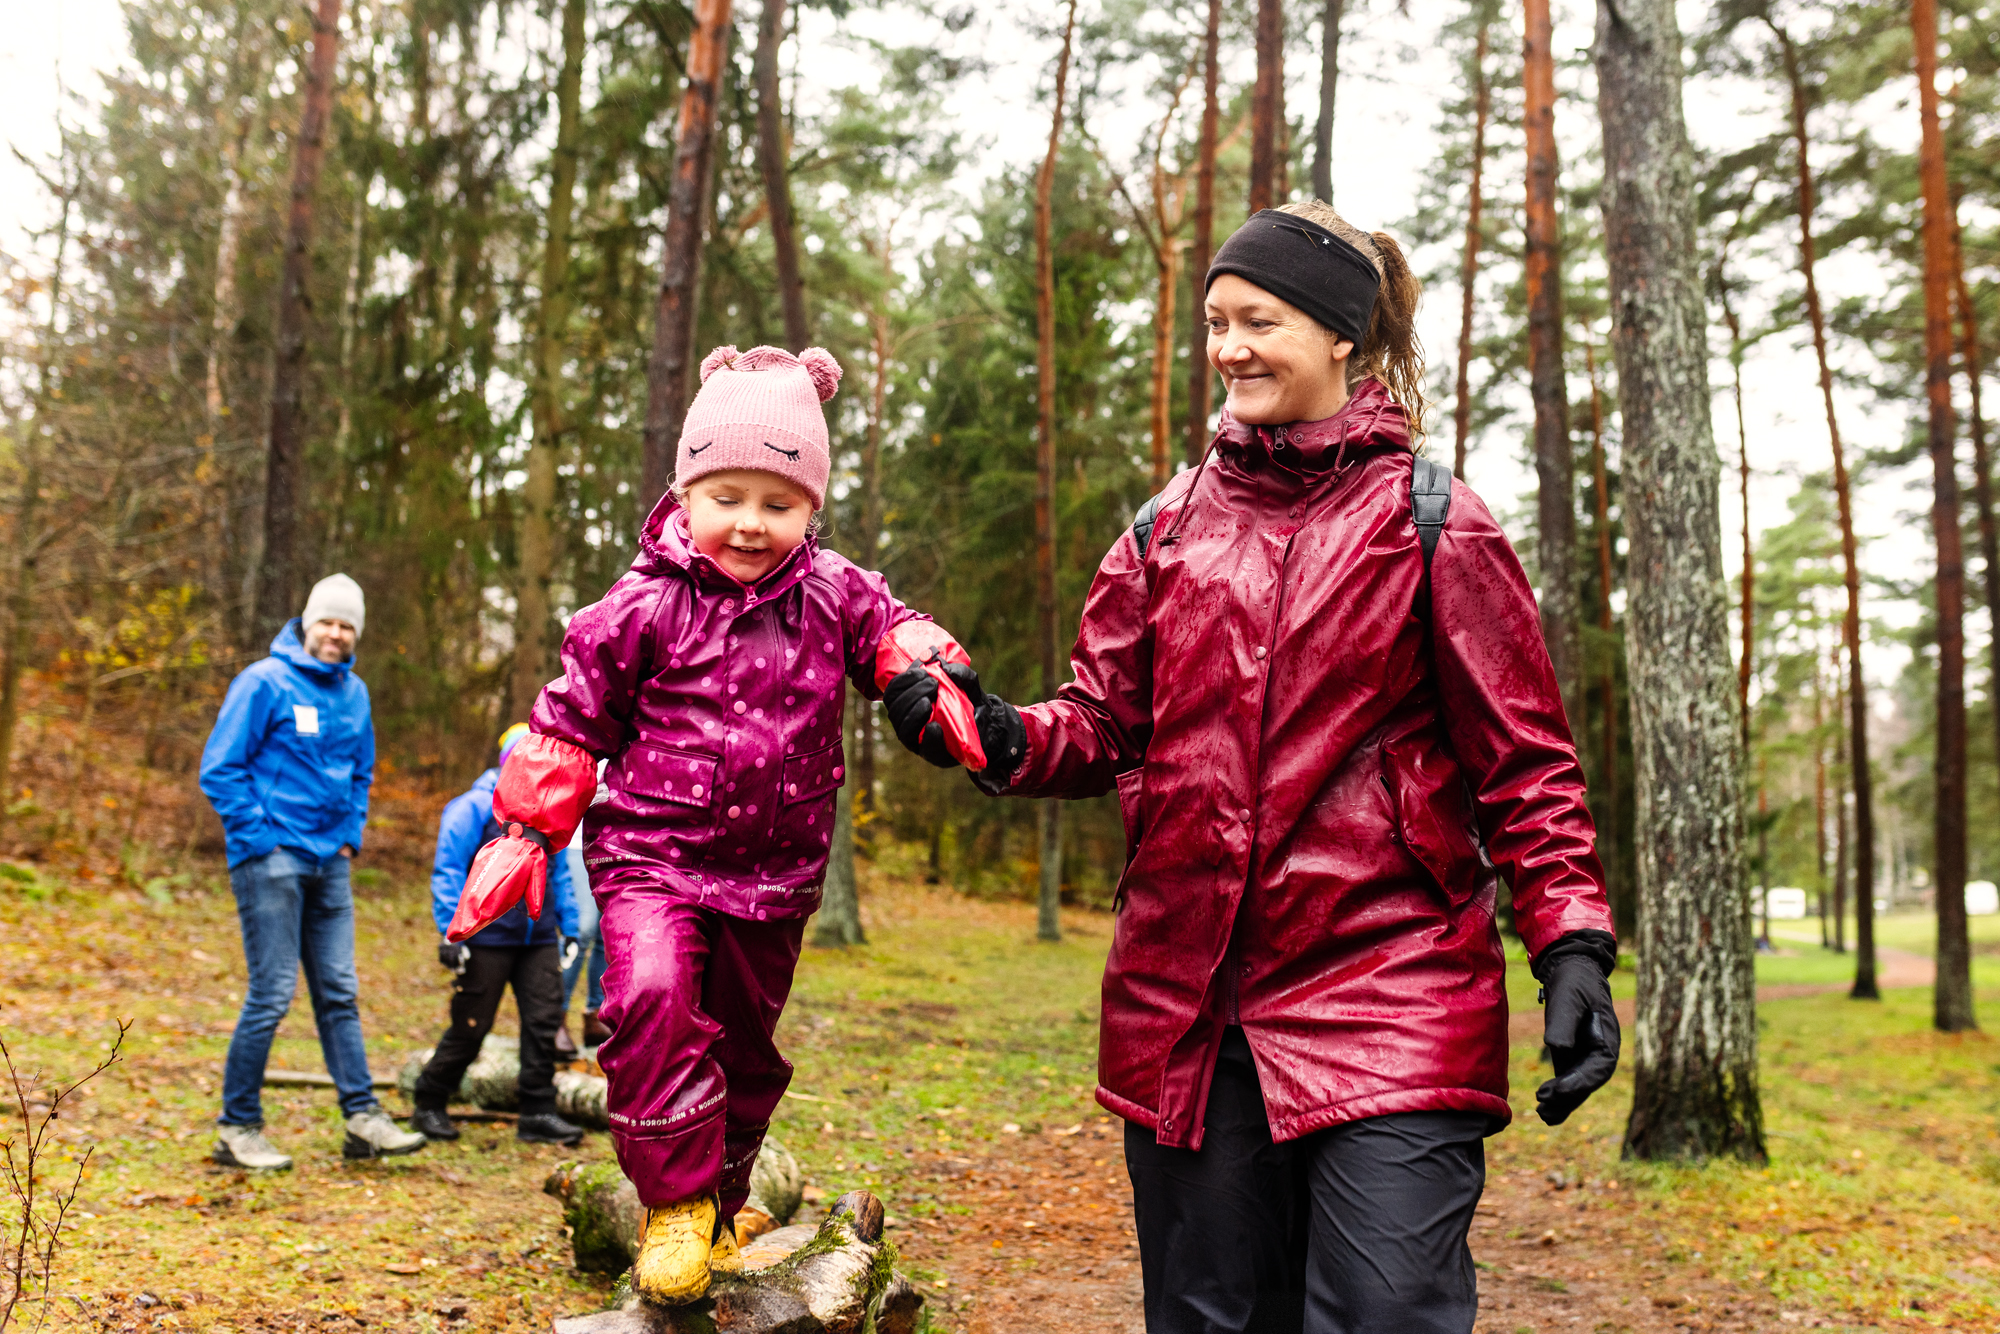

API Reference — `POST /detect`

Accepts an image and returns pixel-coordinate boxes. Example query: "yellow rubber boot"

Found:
[709,1225,743,1275]
[633,1195,722,1305]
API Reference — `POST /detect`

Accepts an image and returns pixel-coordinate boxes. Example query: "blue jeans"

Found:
[221,848,379,1125]
[560,882,607,1013]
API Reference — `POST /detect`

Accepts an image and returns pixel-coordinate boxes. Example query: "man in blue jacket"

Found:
[199,575,426,1170]
[410,723,586,1146]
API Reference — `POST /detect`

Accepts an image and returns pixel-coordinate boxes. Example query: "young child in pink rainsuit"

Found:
[471,345,978,1304]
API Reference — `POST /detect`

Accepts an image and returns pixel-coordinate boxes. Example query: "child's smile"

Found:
[683,470,815,584]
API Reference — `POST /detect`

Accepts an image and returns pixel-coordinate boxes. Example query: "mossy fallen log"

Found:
[549,1190,924,1334]
[543,1140,802,1273]
[395,1037,609,1127]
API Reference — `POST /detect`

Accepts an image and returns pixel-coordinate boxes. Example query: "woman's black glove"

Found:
[438,939,470,975]
[881,661,1026,787]
[1531,928,1620,1126]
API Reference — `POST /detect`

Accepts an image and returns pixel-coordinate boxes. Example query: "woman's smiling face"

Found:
[1205,273,1357,426]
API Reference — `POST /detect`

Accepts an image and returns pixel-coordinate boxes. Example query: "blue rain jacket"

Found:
[200,620,375,868]
[429,768,581,945]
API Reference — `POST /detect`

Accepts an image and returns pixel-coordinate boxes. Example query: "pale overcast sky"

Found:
[0,0,1966,710]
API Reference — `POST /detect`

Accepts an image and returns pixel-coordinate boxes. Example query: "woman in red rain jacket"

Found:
[887,202,1621,1334]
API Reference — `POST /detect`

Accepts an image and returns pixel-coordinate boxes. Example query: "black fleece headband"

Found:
[1206,209,1381,343]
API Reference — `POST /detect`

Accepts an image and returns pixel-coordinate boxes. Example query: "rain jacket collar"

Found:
[271,618,355,682]
[635,491,819,597]
[1214,376,1412,475]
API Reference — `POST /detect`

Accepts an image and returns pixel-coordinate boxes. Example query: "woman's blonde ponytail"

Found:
[1274,202,1429,441]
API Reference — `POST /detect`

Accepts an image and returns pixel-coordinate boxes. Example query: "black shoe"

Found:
[410,1107,460,1141]
[516,1111,584,1146]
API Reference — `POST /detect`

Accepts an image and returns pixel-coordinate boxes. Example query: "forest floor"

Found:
[4,832,2000,1334]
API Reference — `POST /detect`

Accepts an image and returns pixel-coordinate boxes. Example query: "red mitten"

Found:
[492,733,598,850]
[446,825,549,942]
[873,622,987,771]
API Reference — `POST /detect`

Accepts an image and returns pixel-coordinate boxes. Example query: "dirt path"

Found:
[893,1120,1895,1334]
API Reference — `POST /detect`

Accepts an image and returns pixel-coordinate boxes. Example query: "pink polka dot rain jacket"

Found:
[530,492,928,920]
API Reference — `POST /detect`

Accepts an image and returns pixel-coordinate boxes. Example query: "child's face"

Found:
[683,470,815,584]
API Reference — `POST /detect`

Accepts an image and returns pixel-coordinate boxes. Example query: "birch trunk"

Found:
[511,0,588,724]
[1034,0,1079,945]
[1911,0,1974,1033]
[1453,15,1490,481]
[1524,0,1581,730]
[640,0,734,512]
[1184,0,1221,468]
[755,0,809,352]
[254,0,346,640]
[1594,0,1763,1162]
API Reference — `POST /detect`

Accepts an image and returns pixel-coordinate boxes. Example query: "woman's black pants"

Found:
[1124,1027,1488,1334]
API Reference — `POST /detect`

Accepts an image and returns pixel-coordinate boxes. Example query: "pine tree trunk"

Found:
[1312,0,1343,203]
[1955,212,2000,863]
[1151,240,1180,491]
[511,0,588,725]
[1587,339,1619,926]
[1249,0,1283,213]
[1911,0,1974,1033]
[1035,0,1078,945]
[1833,647,1848,953]
[254,0,346,641]
[1720,295,1752,758]
[1814,654,1829,947]
[640,0,735,513]
[1453,15,1490,481]
[1594,0,1763,1163]
[1184,0,1221,468]
[755,0,809,352]
[1523,0,1581,729]
[1771,23,1878,997]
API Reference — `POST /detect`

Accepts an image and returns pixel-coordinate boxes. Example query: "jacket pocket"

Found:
[614,742,719,810]
[780,739,845,807]
[1115,767,1145,867]
[1380,737,1481,908]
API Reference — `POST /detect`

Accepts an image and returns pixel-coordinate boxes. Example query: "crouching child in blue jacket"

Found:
[412,724,586,1146]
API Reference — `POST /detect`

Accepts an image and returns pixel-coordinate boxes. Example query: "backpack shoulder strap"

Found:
[1131,491,1166,561]
[1410,453,1453,620]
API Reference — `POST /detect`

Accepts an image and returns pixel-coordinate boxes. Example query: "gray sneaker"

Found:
[214,1124,293,1172]
[343,1108,427,1160]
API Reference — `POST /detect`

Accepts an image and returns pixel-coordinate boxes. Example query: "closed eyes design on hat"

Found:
[763,442,802,461]
[688,441,715,456]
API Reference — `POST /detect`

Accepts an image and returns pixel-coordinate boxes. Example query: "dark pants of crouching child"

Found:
[1124,1026,1490,1334]
[595,876,806,1216]
[414,944,566,1115]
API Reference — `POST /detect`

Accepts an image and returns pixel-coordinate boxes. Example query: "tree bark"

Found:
[1035,0,1078,944]
[812,771,864,946]
[1523,0,1581,729]
[1586,338,1619,926]
[510,0,588,724]
[1814,655,1828,946]
[1720,291,1752,758]
[254,0,346,641]
[1453,15,1491,481]
[1595,0,1763,1163]
[1312,0,1344,203]
[755,0,809,352]
[1184,0,1222,468]
[1955,209,2000,884]
[1911,0,1973,1033]
[1833,641,1848,953]
[640,0,735,514]
[1151,239,1181,491]
[1249,0,1283,214]
[1770,23,1878,995]
[850,244,894,820]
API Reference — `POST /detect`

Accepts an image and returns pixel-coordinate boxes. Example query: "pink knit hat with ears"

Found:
[675,345,842,507]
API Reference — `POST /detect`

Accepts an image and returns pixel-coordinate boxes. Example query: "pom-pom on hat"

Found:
[675,345,842,508]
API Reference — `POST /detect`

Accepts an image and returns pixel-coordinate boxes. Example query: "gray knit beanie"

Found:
[301,574,366,637]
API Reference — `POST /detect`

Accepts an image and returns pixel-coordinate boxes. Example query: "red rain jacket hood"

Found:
[530,492,925,920]
[1003,379,1612,1148]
